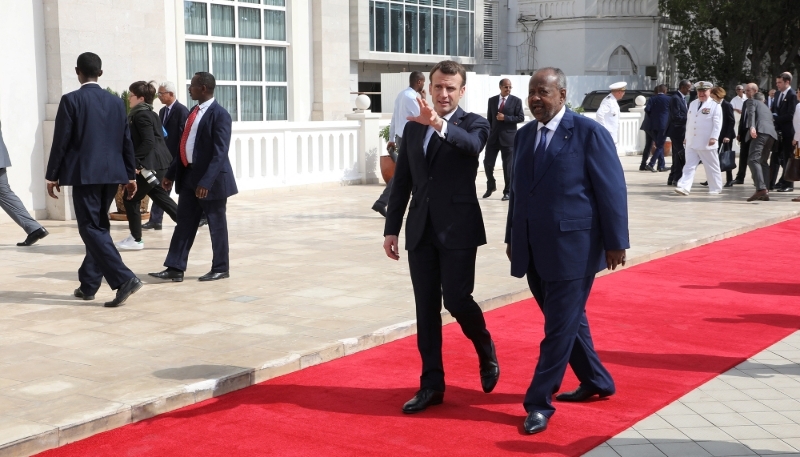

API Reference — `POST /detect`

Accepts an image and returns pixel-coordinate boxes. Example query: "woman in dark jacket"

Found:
[712,87,737,186]
[114,81,178,250]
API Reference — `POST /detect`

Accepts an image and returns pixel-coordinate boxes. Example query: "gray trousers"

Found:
[747,134,775,191]
[0,168,41,234]
[375,135,402,208]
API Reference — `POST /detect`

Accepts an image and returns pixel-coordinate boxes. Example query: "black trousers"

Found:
[123,168,178,241]
[164,176,229,273]
[668,134,686,183]
[407,220,493,392]
[72,184,135,295]
[524,256,614,417]
[735,139,750,182]
[639,131,654,167]
[770,133,793,189]
[647,129,667,170]
[484,142,513,194]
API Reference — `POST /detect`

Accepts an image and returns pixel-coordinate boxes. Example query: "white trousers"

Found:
[677,147,723,193]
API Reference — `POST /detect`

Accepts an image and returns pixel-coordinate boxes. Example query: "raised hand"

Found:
[407,98,443,131]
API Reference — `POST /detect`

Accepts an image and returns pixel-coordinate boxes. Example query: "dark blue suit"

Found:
[505,108,629,417]
[45,83,137,294]
[164,100,237,273]
[667,92,689,183]
[645,93,671,169]
[151,101,190,224]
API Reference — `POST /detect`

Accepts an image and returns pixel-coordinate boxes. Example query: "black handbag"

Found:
[785,145,800,181]
[718,142,736,172]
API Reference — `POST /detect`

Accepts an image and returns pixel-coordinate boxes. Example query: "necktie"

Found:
[499,97,505,112]
[778,93,784,107]
[162,107,170,126]
[179,106,200,167]
[536,127,548,156]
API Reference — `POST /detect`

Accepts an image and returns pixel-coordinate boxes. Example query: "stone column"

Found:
[345,96,381,184]
[311,0,352,121]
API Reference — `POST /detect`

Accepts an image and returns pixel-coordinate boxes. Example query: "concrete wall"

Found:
[0,1,49,223]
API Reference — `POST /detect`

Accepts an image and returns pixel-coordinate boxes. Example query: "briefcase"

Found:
[718,142,736,172]
[784,145,800,182]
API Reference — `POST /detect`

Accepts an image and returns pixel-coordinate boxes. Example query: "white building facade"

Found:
[1,0,674,222]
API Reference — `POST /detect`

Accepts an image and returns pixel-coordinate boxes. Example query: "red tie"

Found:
[179,106,200,167]
[499,97,505,112]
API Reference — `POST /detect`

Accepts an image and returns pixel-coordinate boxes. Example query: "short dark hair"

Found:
[429,60,467,87]
[499,78,511,87]
[656,84,667,94]
[779,72,793,83]
[679,79,692,90]
[129,81,157,104]
[193,72,216,93]
[77,52,102,78]
[409,71,425,86]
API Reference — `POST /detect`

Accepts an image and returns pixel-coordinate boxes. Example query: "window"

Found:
[369,0,474,57]
[483,1,498,60]
[184,0,288,121]
[608,46,637,76]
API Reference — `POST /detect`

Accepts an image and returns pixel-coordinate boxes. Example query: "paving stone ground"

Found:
[0,156,798,456]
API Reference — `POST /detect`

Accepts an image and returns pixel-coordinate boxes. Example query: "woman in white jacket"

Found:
[675,81,723,195]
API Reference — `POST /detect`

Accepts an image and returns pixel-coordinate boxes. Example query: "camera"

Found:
[140,168,159,187]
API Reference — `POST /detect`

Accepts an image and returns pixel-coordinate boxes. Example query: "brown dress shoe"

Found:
[747,190,769,202]
[793,197,800,202]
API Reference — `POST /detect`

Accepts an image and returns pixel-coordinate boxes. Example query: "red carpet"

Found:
[38,218,800,457]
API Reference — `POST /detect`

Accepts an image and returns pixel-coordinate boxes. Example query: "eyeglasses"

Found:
[157,92,170,96]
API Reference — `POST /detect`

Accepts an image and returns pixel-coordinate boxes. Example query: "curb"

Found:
[3,211,798,457]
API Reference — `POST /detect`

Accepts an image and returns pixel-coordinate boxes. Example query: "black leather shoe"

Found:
[199,271,229,282]
[148,268,184,282]
[500,193,509,201]
[523,411,548,434]
[479,340,500,393]
[777,187,794,192]
[645,165,657,173]
[73,288,95,301]
[700,181,708,186]
[639,165,647,171]
[198,218,208,227]
[142,220,162,230]
[667,180,673,186]
[733,179,744,184]
[402,388,444,414]
[658,167,669,172]
[104,277,142,308]
[482,188,496,198]
[724,180,734,188]
[555,385,613,402]
[17,227,49,247]
[371,202,387,217]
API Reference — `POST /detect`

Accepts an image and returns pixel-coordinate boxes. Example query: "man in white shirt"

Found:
[372,72,425,217]
[596,82,626,146]
[730,85,747,114]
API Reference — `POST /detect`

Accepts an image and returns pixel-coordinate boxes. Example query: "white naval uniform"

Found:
[676,99,724,194]
[595,93,621,145]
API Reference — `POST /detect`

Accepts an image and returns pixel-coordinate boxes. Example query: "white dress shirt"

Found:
[498,96,507,109]
[185,98,214,164]
[777,88,791,108]
[793,104,800,143]
[389,87,421,141]
[423,110,455,154]
[163,100,176,124]
[534,105,566,151]
[596,94,621,144]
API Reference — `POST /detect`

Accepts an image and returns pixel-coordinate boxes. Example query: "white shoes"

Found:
[115,235,144,251]
[709,191,721,195]
[674,188,690,196]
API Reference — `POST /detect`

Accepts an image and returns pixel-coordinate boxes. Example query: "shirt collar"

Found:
[537,105,566,133]
[441,109,457,122]
[166,101,176,109]
[781,88,791,97]
[81,81,99,87]
[196,98,215,111]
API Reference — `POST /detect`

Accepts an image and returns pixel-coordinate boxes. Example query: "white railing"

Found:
[581,111,643,156]
[229,121,362,191]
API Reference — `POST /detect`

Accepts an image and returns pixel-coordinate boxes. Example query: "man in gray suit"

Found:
[740,86,779,202]
[0,121,48,246]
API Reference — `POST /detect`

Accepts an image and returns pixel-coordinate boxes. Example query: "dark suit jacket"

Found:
[719,100,735,142]
[486,94,524,148]
[166,101,238,200]
[738,99,752,140]
[666,92,688,139]
[159,101,190,158]
[745,98,778,142]
[646,94,670,131]
[46,83,136,185]
[384,106,491,251]
[129,106,172,172]
[0,121,11,168]
[772,88,798,137]
[505,109,629,281]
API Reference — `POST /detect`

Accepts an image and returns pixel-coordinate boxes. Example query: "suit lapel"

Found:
[427,106,464,165]
[195,101,216,137]
[532,109,574,190]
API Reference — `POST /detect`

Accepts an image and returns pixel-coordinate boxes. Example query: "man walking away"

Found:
[667,80,692,186]
[45,52,142,307]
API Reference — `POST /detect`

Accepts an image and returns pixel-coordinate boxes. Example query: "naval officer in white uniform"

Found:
[675,81,723,195]
[596,82,626,145]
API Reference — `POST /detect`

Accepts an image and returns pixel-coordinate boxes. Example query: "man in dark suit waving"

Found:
[484,78,525,200]
[149,72,237,282]
[144,81,191,230]
[383,60,498,414]
[45,52,142,307]
[505,67,629,434]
